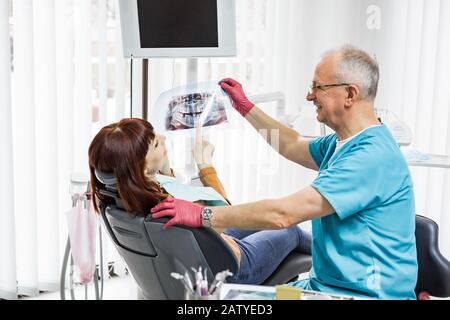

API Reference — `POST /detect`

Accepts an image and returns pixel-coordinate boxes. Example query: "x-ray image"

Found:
[151,81,233,136]
[166,92,227,131]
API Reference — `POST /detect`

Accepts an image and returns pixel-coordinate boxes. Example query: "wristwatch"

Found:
[201,207,214,227]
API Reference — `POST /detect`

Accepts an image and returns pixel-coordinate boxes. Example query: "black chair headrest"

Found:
[94,169,125,208]
[95,169,117,188]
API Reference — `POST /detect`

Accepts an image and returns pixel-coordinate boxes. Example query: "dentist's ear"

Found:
[346,85,359,103]
[346,87,351,99]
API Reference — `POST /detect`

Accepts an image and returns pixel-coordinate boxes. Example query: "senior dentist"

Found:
[151,45,418,299]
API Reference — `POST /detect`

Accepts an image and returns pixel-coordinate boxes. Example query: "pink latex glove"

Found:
[418,291,430,300]
[151,196,203,230]
[219,78,255,117]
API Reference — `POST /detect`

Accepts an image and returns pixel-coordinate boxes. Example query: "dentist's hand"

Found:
[193,123,215,170]
[219,78,254,117]
[151,196,203,230]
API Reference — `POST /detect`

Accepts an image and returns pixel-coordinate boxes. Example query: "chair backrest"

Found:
[95,170,238,300]
[415,214,450,297]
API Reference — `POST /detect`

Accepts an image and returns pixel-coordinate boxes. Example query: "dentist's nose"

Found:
[306,91,315,101]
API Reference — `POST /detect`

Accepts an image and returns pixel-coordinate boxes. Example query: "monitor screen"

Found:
[137,0,219,48]
[119,0,236,58]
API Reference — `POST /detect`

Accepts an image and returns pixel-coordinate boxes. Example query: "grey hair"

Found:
[323,45,379,101]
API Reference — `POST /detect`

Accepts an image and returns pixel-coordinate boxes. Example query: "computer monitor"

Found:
[118,0,237,58]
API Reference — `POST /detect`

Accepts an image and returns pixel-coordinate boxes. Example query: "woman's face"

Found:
[145,134,167,175]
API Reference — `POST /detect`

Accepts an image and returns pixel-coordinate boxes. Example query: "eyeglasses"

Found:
[308,82,350,95]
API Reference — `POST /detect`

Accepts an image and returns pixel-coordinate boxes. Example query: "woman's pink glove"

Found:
[150,196,203,230]
[219,78,254,117]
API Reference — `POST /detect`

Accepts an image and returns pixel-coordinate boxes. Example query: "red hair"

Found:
[88,118,168,215]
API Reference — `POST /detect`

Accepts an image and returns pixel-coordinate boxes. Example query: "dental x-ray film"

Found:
[151,81,232,135]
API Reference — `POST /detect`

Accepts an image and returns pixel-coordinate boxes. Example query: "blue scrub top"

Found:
[291,125,418,299]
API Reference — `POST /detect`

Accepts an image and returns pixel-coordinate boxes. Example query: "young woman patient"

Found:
[88,118,311,285]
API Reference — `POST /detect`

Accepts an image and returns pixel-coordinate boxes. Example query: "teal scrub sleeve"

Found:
[309,134,337,168]
[311,146,384,220]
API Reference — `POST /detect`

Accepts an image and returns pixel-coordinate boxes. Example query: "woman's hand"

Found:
[159,153,172,176]
[193,123,215,170]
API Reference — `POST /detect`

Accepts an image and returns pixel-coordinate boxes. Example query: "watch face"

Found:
[203,208,213,219]
[202,208,213,227]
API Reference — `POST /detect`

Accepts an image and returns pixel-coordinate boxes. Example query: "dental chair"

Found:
[415,215,450,297]
[94,170,312,300]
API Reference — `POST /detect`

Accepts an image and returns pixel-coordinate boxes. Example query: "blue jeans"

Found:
[224,227,311,285]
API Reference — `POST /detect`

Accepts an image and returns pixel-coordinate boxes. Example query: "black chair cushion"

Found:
[263,252,312,286]
[415,215,450,297]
